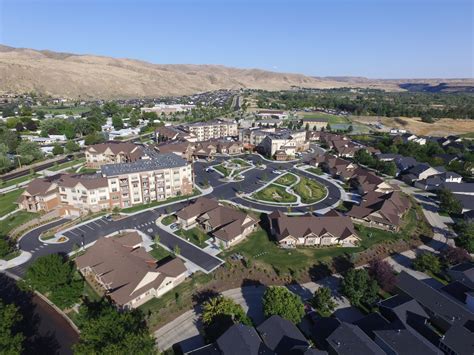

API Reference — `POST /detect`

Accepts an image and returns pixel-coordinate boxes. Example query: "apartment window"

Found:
[60,187,65,192]
[112,188,117,192]
[111,180,116,184]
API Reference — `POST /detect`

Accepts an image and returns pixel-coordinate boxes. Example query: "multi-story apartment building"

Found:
[85,142,146,168]
[259,129,308,159]
[184,120,237,141]
[18,153,194,214]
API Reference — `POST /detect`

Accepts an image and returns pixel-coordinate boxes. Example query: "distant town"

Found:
[0,89,473,354]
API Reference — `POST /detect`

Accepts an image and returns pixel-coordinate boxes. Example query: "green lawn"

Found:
[355,225,396,249]
[294,177,326,204]
[162,215,176,226]
[121,190,200,213]
[0,174,39,188]
[252,184,297,203]
[0,189,24,217]
[49,158,86,172]
[150,243,173,261]
[214,164,230,176]
[0,211,38,236]
[230,158,251,167]
[78,167,98,174]
[301,112,350,124]
[177,227,210,248]
[275,173,297,186]
[306,167,323,175]
[36,105,91,115]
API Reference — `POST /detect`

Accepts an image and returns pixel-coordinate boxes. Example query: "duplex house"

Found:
[350,168,395,195]
[312,155,358,181]
[414,171,463,191]
[347,191,410,231]
[75,232,187,309]
[176,197,258,248]
[85,142,145,168]
[402,164,443,184]
[268,210,360,248]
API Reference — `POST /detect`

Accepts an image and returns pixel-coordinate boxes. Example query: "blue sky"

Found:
[0,0,472,78]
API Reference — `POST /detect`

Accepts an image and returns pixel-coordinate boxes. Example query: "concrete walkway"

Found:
[0,251,32,270]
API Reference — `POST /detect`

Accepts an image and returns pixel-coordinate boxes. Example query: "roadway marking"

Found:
[83,224,95,230]
[91,221,102,227]
[76,227,87,233]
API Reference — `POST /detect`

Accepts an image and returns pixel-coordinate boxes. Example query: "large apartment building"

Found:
[18,153,193,214]
[184,120,238,141]
[259,129,308,159]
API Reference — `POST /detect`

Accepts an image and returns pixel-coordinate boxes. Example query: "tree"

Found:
[454,222,474,253]
[381,161,397,177]
[421,114,435,123]
[15,122,24,132]
[25,120,38,131]
[173,245,181,255]
[311,287,336,315]
[440,245,471,266]
[438,189,462,215]
[413,252,441,274]
[262,286,304,324]
[341,269,379,306]
[112,114,124,130]
[23,254,83,309]
[0,301,25,354]
[74,299,154,354]
[52,144,64,156]
[16,141,44,165]
[202,296,251,327]
[0,238,14,258]
[84,132,105,146]
[65,140,80,152]
[368,258,397,292]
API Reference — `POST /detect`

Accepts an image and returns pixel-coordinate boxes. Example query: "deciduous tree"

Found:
[0,301,24,354]
[262,286,304,324]
[368,258,396,292]
[341,269,379,306]
[311,287,336,315]
[413,252,441,274]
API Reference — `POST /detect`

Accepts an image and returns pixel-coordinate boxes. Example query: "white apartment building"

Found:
[185,120,238,141]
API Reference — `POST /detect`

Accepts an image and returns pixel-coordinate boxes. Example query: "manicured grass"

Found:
[306,167,323,175]
[301,112,350,124]
[162,215,176,226]
[0,174,39,188]
[177,227,210,248]
[0,189,24,217]
[252,184,297,203]
[3,250,21,261]
[355,225,396,249]
[275,173,297,186]
[294,177,326,204]
[150,243,173,261]
[230,158,251,167]
[36,105,91,115]
[78,167,98,174]
[0,211,38,236]
[214,164,230,176]
[139,272,213,330]
[49,158,86,172]
[121,190,200,213]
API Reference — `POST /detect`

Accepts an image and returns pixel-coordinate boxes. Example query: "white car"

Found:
[272,170,282,175]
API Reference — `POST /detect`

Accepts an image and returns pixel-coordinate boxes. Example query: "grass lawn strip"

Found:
[121,190,200,213]
[49,158,86,172]
[177,227,210,248]
[306,167,323,175]
[0,189,24,217]
[274,173,298,186]
[213,164,230,177]
[252,184,297,203]
[0,174,39,188]
[162,215,176,226]
[0,211,38,236]
[294,176,326,204]
[150,243,174,261]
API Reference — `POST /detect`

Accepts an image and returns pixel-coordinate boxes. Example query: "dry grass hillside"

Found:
[0,45,407,99]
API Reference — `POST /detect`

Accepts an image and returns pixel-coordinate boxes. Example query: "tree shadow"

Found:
[308,263,332,282]
[192,289,220,305]
[331,255,354,274]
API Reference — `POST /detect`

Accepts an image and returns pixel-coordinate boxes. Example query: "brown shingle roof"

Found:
[86,142,144,161]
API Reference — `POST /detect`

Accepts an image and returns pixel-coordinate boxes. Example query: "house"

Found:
[156,141,195,161]
[447,263,474,289]
[401,133,426,145]
[268,210,360,248]
[301,117,329,131]
[176,197,258,248]
[17,175,61,213]
[441,182,474,213]
[155,125,195,142]
[350,168,395,195]
[186,323,274,355]
[347,191,410,231]
[312,155,358,181]
[394,156,418,175]
[256,110,288,120]
[401,164,443,184]
[414,171,463,191]
[256,315,311,354]
[330,139,361,158]
[75,232,187,309]
[396,271,474,355]
[85,142,145,168]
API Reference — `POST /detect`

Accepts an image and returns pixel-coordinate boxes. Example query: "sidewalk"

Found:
[0,251,32,270]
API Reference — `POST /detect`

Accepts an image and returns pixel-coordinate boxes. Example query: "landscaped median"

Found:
[211,158,253,180]
[252,184,297,203]
[293,176,326,204]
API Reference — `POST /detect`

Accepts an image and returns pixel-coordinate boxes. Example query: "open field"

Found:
[0,211,38,236]
[0,189,24,216]
[351,115,474,137]
[300,112,350,124]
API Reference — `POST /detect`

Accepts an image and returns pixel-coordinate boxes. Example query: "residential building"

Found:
[397,271,474,355]
[157,140,243,162]
[184,120,238,141]
[301,117,329,131]
[176,197,258,248]
[155,125,196,142]
[414,171,463,191]
[141,103,195,114]
[256,110,288,120]
[239,127,275,149]
[347,191,410,231]
[259,129,308,159]
[350,168,395,195]
[85,142,145,168]
[312,155,358,181]
[447,262,474,289]
[401,133,427,145]
[402,164,444,184]
[267,210,360,248]
[19,153,194,214]
[75,232,187,309]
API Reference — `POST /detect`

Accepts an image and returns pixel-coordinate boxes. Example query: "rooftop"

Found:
[101,153,188,176]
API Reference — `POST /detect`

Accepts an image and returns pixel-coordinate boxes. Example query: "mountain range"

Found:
[0,45,472,99]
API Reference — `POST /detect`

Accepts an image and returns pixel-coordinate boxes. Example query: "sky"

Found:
[0,0,472,79]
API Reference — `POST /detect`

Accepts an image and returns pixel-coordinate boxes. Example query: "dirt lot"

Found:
[351,115,474,137]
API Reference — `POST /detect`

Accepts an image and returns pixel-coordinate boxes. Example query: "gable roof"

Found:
[257,315,309,353]
[216,324,273,355]
[75,233,186,306]
[326,322,385,355]
[86,141,144,160]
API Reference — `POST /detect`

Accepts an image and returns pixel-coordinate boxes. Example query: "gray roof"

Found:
[407,163,434,176]
[375,153,401,161]
[216,324,273,355]
[442,182,474,194]
[326,322,385,355]
[257,315,309,353]
[454,194,474,211]
[101,153,188,176]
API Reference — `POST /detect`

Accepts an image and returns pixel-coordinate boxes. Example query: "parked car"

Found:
[105,214,113,222]
[205,167,212,172]
[272,170,282,175]
[170,223,179,231]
